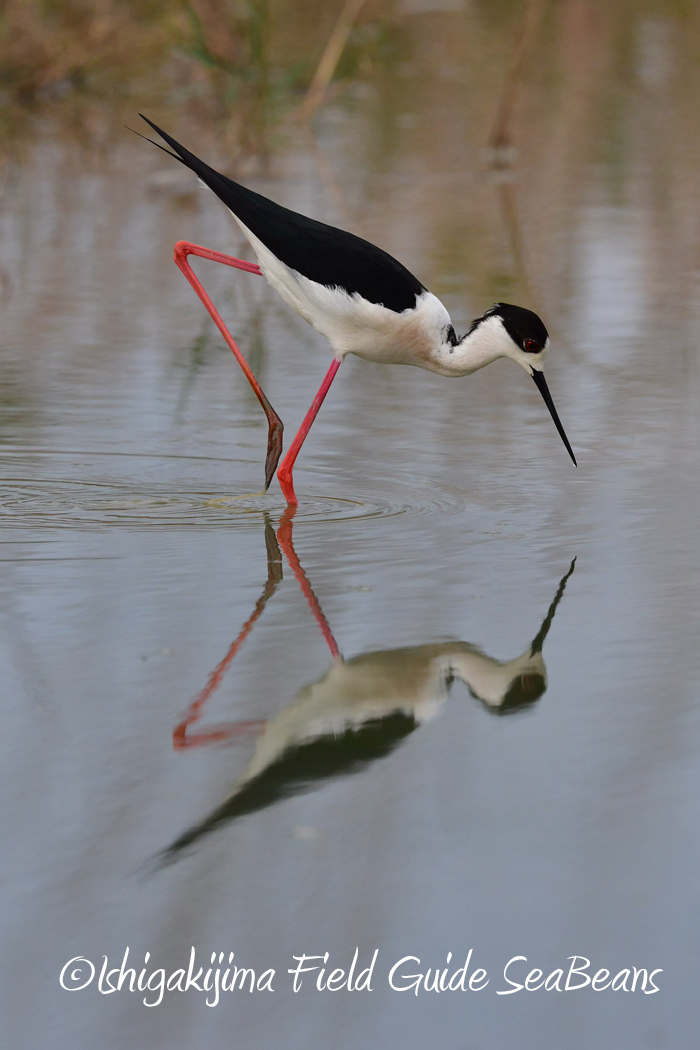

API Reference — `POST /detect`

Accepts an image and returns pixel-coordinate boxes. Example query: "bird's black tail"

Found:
[137,114,249,215]
[134,115,326,253]
[134,115,426,312]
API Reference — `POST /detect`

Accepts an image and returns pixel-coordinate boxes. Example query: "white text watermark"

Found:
[59,948,662,1007]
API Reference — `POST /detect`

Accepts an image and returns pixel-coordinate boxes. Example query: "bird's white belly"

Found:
[234,217,451,368]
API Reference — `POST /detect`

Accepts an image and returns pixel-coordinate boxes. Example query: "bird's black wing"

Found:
[140,115,425,313]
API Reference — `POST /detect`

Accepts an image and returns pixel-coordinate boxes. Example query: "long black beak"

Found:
[531,370,577,466]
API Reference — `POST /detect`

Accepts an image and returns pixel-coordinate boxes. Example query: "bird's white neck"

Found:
[431,315,514,377]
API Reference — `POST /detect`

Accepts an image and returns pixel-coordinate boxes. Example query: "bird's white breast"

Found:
[233,217,452,368]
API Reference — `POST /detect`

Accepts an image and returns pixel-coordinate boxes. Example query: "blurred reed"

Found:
[0,0,396,157]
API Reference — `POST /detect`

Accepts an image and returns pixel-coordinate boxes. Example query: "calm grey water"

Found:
[2,20,700,1048]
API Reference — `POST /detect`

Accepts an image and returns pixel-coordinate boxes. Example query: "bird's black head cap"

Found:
[470,303,549,353]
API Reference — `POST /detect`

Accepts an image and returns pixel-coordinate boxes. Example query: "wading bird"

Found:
[157,515,575,865]
[138,116,576,505]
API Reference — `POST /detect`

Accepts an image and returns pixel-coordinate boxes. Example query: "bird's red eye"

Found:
[524,339,539,353]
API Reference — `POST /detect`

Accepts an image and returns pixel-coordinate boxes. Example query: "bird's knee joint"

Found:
[173,241,192,265]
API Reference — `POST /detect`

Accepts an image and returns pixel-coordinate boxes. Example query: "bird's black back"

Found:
[140,116,425,313]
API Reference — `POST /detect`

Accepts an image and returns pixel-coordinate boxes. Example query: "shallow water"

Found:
[3,10,700,1048]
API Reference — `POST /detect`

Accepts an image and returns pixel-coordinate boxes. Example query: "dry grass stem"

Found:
[299,0,368,121]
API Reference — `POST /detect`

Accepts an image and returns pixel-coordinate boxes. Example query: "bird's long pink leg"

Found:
[277,358,342,505]
[173,241,284,490]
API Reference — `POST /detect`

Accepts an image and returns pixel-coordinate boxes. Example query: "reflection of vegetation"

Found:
[173,278,273,421]
[173,321,215,420]
[0,361,43,441]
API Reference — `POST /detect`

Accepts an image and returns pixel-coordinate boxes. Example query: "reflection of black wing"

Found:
[157,712,417,867]
[140,116,425,313]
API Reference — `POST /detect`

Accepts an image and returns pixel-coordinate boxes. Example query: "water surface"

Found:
[2,8,700,1047]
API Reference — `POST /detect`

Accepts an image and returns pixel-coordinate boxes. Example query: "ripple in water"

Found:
[0,450,466,529]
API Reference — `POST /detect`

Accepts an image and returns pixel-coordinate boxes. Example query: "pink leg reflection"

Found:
[172,512,341,749]
[277,505,342,661]
[173,518,282,749]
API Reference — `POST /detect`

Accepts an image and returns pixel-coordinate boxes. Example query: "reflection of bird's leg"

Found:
[277,506,342,661]
[173,241,284,490]
[172,515,282,749]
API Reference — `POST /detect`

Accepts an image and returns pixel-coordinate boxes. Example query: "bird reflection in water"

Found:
[159,513,575,865]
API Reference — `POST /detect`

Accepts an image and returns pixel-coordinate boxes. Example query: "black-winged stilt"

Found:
[160,515,575,862]
[139,116,576,505]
